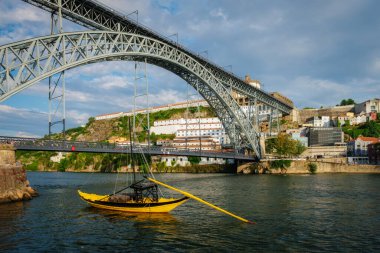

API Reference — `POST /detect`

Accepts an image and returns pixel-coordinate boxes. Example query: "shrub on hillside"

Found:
[308,163,317,174]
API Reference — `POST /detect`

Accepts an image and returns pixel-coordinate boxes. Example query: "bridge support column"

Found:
[259,136,266,158]
[0,144,38,203]
[48,0,66,137]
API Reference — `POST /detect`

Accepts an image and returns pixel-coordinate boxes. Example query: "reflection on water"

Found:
[0,202,27,251]
[85,207,177,222]
[0,172,379,252]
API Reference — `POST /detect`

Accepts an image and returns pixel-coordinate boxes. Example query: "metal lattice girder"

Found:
[21,0,293,115]
[0,31,263,158]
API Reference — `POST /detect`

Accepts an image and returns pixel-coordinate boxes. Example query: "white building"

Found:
[123,100,209,117]
[160,156,191,167]
[350,113,367,125]
[172,136,221,151]
[151,117,229,145]
[94,100,209,120]
[308,116,330,127]
[354,98,380,114]
[199,157,225,165]
[347,136,380,157]
[159,155,225,166]
[50,152,65,163]
[95,112,124,121]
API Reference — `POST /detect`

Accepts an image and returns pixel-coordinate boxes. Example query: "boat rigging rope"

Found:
[147,177,255,224]
[136,145,165,198]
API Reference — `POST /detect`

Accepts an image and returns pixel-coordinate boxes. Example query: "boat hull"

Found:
[78,190,189,213]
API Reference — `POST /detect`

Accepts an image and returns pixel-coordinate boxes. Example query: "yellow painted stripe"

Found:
[147,177,255,224]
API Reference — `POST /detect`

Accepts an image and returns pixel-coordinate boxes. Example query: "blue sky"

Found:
[0,0,380,137]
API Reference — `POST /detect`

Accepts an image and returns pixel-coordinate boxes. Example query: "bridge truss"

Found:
[0,0,294,160]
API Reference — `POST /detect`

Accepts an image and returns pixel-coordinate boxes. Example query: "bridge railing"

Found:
[0,136,255,160]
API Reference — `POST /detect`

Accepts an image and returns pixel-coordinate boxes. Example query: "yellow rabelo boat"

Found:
[78,118,189,213]
[78,118,253,223]
[78,179,189,213]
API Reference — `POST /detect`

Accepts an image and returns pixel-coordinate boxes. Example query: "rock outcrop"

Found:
[0,144,38,203]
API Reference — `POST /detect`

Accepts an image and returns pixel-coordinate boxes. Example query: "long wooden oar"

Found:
[147,177,255,224]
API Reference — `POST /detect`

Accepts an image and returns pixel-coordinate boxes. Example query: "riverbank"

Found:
[0,144,38,203]
[239,159,380,174]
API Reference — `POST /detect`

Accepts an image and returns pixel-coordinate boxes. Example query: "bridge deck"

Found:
[0,136,256,161]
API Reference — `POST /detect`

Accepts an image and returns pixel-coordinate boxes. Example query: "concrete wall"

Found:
[240,159,380,174]
[0,144,15,165]
[299,105,355,123]
[266,160,380,174]
[0,144,38,203]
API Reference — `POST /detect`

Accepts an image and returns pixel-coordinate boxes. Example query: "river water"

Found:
[0,172,379,252]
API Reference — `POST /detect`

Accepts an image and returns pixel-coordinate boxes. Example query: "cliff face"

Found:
[0,144,38,204]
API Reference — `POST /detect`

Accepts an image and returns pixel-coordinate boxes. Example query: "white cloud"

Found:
[1,0,380,137]
[66,110,90,125]
[65,89,95,102]
[0,6,43,24]
[150,89,187,105]
[92,75,133,90]
[14,131,40,138]
[0,104,47,118]
[210,8,228,21]
[371,58,380,74]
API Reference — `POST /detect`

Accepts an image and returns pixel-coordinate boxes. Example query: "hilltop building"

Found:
[307,116,331,127]
[94,100,209,121]
[354,98,380,114]
[95,112,124,121]
[150,117,229,149]
[233,74,294,110]
[269,92,294,108]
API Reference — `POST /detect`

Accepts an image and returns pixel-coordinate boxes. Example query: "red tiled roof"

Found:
[356,137,380,142]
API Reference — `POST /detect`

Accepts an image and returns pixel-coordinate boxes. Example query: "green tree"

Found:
[156,161,167,172]
[188,156,201,165]
[362,121,380,137]
[340,98,355,106]
[58,158,68,172]
[308,163,317,174]
[270,160,291,170]
[265,134,306,157]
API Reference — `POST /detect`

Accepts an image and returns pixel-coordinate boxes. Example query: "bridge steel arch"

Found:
[0,31,262,158]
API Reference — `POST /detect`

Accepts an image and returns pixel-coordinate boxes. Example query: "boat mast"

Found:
[129,117,136,183]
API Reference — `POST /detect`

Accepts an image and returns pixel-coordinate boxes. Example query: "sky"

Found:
[0,0,380,137]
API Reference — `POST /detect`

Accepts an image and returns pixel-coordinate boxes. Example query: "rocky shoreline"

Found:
[0,144,38,204]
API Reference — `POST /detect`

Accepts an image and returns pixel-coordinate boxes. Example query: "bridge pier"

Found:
[236,160,257,174]
[0,144,37,204]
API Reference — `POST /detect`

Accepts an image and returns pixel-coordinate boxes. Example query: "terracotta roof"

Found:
[356,137,380,142]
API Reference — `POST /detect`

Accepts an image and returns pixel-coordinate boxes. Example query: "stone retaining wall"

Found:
[242,159,380,174]
[0,144,38,203]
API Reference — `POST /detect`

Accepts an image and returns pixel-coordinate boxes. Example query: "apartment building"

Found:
[347,137,380,156]
[151,117,229,145]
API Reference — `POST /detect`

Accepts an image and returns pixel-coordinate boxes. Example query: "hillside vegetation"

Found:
[17,106,217,172]
[343,120,380,139]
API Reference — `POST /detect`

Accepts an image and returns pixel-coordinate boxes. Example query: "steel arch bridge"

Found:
[0,31,265,157]
[1,0,294,160]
